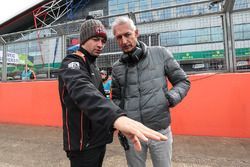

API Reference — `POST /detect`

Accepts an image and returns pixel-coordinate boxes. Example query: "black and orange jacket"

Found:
[58,47,124,152]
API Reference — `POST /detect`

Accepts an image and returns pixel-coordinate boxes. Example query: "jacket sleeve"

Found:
[59,56,125,131]
[162,48,191,107]
[111,66,122,108]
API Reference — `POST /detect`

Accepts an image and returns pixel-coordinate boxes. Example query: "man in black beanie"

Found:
[58,17,167,167]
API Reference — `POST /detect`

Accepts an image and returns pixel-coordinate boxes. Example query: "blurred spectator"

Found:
[21,65,36,80]
[100,70,112,99]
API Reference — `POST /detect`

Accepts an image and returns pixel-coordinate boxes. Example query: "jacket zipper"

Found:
[137,65,144,124]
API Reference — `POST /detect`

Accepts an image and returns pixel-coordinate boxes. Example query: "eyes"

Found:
[92,37,106,44]
[116,32,131,40]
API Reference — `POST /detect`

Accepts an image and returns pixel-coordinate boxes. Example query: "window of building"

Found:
[176,0,191,3]
[139,0,150,11]
[160,26,223,46]
[210,27,223,42]
[152,0,164,8]
[109,0,117,6]
[234,0,249,10]
[160,31,179,46]
[128,1,140,12]
[234,23,250,41]
[176,5,193,17]
[117,3,127,13]
[196,28,210,43]
[234,24,244,40]
[180,29,196,44]
[118,0,127,4]
[243,24,250,39]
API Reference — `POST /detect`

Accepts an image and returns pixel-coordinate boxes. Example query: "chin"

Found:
[92,54,99,57]
[123,49,132,53]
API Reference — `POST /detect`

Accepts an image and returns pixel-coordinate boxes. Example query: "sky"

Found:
[0,0,44,24]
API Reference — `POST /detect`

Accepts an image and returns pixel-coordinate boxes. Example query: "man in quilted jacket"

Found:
[111,16,191,167]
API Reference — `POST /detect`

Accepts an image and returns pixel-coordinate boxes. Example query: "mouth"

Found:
[122,45,131,51]
[95,49,102,54]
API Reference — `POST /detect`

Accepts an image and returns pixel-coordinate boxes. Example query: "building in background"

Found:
[0,0,250,81]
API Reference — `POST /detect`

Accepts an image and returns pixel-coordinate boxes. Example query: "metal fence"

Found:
[0,0,249,81]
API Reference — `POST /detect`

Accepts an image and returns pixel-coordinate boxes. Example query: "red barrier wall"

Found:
[0,73,249,138]
[0,81,62,127]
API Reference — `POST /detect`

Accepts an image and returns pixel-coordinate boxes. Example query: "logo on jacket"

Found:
[68,62,80,70]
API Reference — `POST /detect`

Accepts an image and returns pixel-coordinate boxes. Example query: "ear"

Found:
[135,29,139,38]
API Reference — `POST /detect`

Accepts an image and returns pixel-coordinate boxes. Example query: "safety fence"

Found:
[0,0,250,81]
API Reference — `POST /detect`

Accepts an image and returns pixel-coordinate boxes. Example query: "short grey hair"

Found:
[111,16,136,35]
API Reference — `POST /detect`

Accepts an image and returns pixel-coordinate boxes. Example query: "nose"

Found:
[97,39,105,48]
[121,36,127,44]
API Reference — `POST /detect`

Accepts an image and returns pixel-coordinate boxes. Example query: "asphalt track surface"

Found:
[0,123,249,167]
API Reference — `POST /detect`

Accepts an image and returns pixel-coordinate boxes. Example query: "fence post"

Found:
[222,12,236,72]
[2,44,7,81]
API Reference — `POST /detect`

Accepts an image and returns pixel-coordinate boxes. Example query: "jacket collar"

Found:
[78,46,97,63]
[138,40,148,57]
[119,40,148,64]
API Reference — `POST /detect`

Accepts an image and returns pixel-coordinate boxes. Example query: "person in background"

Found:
[21,64,36,80]
[100,70,112,99]
[111,16,191,167]
[58,16,167,167]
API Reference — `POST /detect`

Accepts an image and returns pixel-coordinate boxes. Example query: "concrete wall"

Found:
[0,73,249,138]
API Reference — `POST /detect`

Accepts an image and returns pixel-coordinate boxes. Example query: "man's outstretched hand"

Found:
[113,116,167,151]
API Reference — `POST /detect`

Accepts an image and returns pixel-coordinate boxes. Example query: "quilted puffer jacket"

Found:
[112,41,190,130]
